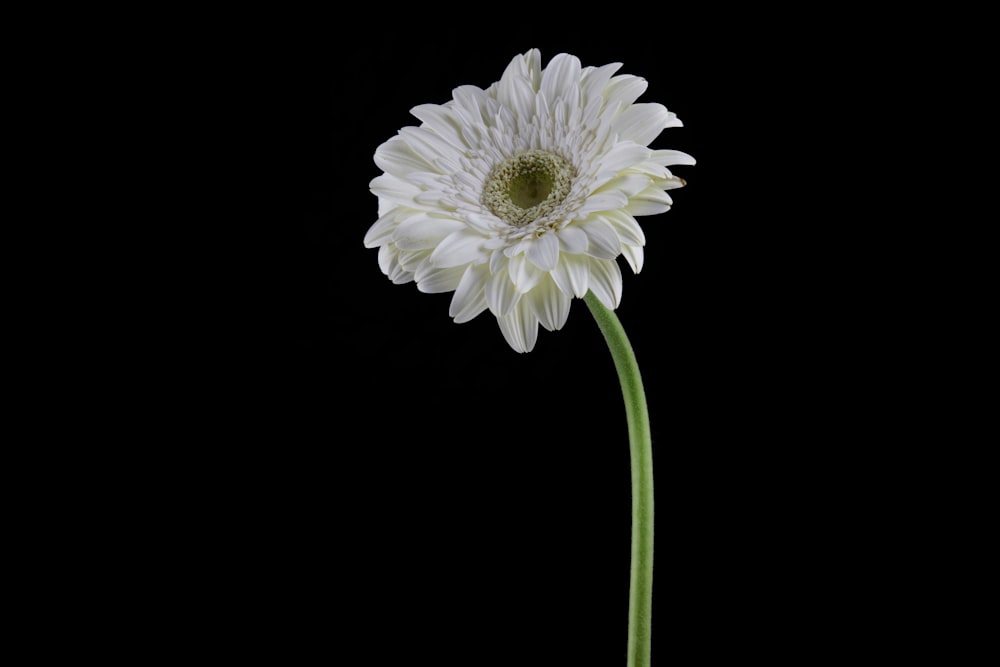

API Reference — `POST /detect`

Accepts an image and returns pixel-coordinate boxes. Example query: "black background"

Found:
[165,13,883,664]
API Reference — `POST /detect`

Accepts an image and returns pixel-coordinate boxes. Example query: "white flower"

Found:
[364,49,694,352]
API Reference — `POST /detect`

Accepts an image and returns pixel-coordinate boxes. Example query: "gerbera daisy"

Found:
[364,49,693,352]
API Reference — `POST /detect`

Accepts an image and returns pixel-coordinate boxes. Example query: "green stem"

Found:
[584,291,654,667]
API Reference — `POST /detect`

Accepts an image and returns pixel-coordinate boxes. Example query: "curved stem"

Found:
[584,291,654,667]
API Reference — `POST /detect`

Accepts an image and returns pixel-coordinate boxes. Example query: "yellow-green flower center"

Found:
[483,150,575,227]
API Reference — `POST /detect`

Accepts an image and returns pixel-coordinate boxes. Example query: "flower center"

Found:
[483,150,575,228]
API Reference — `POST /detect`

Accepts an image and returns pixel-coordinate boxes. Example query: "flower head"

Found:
[364,49,694,352]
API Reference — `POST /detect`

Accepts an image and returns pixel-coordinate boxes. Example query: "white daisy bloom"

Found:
[364,49,694,352]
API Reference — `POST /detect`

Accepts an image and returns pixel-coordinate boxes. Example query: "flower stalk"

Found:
[584,291,654,667]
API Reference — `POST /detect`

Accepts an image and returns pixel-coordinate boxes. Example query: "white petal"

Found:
[603,75,648,112]
[413,189,459,210]
[369,173,423,208]
[581,94,605,134]
[376,197,394,219]
[612,103,671,146]
[550,253,590,298]
[395,248,427,274]
[499,51,528,83]
[496,300,539,353]
[650,149,696,167]
[603,209,646,247]
[580,62,622,108]
[415,264,466,293]
[508,254,544,293]
[588,258,623,309]
[576,191,630,216]
[577,216,622,259]
[429,229,487,267]
[453,170,489,203]
[590,142,651,190]
[526,276,572,331]
[378,245,413,284]
[449,264,490,322]
[363,208,406,248]
[533,90,551,123]
[627,160,669,180]
[399,126,463,165]
[557,225,588,254]
[393,214,465,250]
[485,269,521,317]
[540,53,582,105]
[626,187,673,217]
[595,173,650,198]
[490,247,508,274]
[525,232,560,272]
[522,49,543,90]
[497,56,536,120]
[621,244,644,274]
[452,85,491,125]
[374,136,435,177]
[660,175,688,191]
[377,244,395,276]
[405,171,450,190]
[409,104,468,150]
